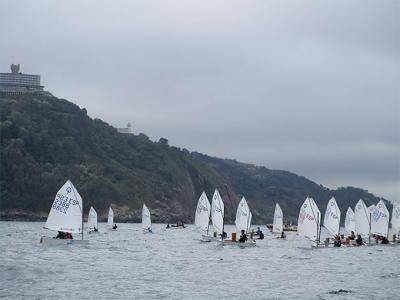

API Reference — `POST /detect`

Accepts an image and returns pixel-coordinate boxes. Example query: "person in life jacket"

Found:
[56,231,66,239]
[147,227,152,233]
[355,234,363,246]
[238,229,248,243]
[333,235,342,247]
[258,230,264,240]
[280,231,287,239]
[256,227,262,235]
[112,224,117,230]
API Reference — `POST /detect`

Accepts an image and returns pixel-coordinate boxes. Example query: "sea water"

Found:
[0,222,399,299]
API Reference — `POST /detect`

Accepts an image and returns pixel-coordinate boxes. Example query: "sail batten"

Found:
[44,180,83,234]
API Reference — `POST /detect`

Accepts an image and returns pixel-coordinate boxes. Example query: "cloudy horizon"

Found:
[1,0,399,201]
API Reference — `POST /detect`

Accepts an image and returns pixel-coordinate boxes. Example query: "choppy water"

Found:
[1,222,399,299]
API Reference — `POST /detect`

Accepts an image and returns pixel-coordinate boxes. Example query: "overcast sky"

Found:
[1,0,399,201]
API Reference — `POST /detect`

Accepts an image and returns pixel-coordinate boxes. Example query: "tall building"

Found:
[0,64,44,95]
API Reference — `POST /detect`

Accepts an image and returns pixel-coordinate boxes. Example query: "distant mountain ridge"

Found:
[0,93,389,223]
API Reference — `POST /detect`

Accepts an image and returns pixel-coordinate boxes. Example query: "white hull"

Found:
[166,226,186,230]
[201,235,221,242]
[40,236,89,245]
[218,240,256,247]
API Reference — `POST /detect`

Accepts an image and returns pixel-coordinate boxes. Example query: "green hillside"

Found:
[0,93,388,223]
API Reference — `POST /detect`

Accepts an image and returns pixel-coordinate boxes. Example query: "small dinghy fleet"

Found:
[40,180,119,245]
[195,189,257,247]
[40,180,400,250]
[297,196,400,249]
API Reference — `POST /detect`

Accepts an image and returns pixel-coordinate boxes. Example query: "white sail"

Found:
[211,189,224,235]
[298,197,321,241]
[142,204,152,230]
[391,203,400,236]
[235,197,252,233]
[87,206,98,230]
[354,199,370,237]
[272,203,283,233]
[344,207,356,234]
[323,197,341,236]
[107,207,114,226]
[194,192,211,231]
[371,200,389,237]
[44,180,83,234]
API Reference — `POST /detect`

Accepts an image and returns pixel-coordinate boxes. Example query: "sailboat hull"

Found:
[40,236,89,245]
[201,235,221,242]
[218,240,256,247]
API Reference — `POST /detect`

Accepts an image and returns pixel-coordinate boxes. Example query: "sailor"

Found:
[258,230,264,240]
[381,236,389,244]
[65,232,73,240]
[256,227,262,235]
[166,223,170,229]
[94,227,98,232]
[280,231,286,239]
[147,227,152,233]
[349,231,356,240]
[355,234,363,246]
[56,231,66,239]
[334,235,341,247]
[239,229,248,243]
[112,223,117,230]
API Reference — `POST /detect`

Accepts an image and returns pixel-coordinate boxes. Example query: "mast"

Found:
[81,205,84,241]
[316,212,320,245]
[207,203,211,236]
[368,211,372,244]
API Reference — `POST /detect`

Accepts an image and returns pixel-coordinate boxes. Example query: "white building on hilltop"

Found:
[117,123,133,134]
[0,64,44,95]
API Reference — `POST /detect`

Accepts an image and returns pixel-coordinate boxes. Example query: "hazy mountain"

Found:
[0,93,388,223]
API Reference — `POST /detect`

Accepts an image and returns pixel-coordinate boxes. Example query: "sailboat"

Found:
[194,192,216,242]
[272,203,283,234]
[298,197,321,247]
[354,199,370,241]
[391,203,400,240]
[220,197,256,247]
[40,180,88,245]
[344,207,356,234]
[87,206,98,234]
[142,204,152,233]
[204,189,224,241]
[108,207,116,230]
[323,197,341,238]
[371,200,389,238]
